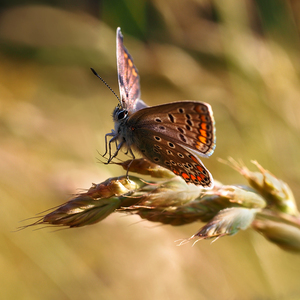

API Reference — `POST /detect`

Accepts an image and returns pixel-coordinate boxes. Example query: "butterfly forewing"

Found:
[128,101,216,157]
[116,27,141,112]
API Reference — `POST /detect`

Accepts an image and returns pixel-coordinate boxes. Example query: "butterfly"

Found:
[92,27,216,188]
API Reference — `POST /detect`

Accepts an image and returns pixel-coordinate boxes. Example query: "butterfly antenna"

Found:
[90,68,121,102]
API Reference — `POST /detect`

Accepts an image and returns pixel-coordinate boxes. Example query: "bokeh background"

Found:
[1,0,300,299]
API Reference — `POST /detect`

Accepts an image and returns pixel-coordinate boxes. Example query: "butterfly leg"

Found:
[125,147,136,178]
[107,137,117,161]
[106,140,125,164]
[103,132,115,158]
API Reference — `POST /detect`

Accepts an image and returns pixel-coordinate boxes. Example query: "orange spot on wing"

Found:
[197,174,205,181]
[173,169,179,175]
[196,141,205,149]
[201,115,208,122]
[181,172,190,180]
[196,165,203,172]
[199,129,207,137]
[201,123,208,130]
[132,68,137,77]
[190,174,196,181]
[190,155,198,163]
[198,136,207,144]
[194,105,203,113]
[124,52,128,59]
[128,59,133,67]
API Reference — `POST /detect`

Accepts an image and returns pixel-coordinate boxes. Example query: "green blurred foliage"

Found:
[1,0,300,299]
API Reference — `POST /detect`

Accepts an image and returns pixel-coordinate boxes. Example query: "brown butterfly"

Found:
[93,28,216,188]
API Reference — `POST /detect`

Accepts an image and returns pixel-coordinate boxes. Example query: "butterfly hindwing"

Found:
[129,128,213,187]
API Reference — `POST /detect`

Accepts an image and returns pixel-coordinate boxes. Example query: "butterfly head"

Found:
[113,103,128,120]
[113,104,129,134]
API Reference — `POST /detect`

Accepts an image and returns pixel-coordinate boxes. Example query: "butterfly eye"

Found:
[117,110,128,120]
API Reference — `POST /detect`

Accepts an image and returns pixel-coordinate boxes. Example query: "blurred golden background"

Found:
[1,0,300,299]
